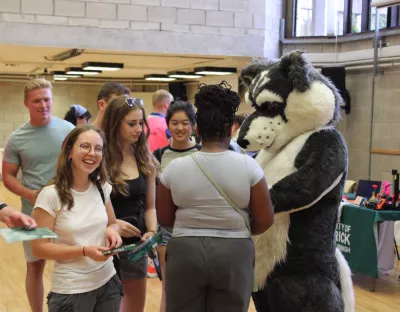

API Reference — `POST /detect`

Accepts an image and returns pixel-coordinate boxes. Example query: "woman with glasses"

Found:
[102,95,158,312]
[31,125,123,312]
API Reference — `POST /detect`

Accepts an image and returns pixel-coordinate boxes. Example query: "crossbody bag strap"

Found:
[96,180,105,204]
[190,154,251,233]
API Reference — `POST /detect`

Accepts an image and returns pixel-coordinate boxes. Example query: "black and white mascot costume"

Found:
[237,51,355,312]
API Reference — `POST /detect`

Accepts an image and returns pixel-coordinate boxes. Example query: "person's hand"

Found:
[26,189,38,205]
[116,220,141,238]
[104,227,122,249]
[141,231,155,242]
[1,207,37,229]
[84,245,113,262]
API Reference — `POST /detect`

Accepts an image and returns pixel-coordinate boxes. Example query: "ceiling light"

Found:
[194,67,237,75]
[168,71,203,79]
[144,74,176,82]
[82,62,123,71]
[65,67,101,75]
[51,71,82,78]
[54,77,68,81]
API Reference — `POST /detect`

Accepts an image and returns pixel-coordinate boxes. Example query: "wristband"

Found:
[83,246,86,257]
[0,203,8,211]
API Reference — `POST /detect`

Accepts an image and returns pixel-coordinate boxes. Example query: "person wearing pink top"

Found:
[147,90,174,152]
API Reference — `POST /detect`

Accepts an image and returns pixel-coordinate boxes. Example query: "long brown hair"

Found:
[102,95,158,196]
[48,124,108,210]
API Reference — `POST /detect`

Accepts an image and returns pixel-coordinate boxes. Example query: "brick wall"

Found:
[0,77,252,148]
[0,0,282,58]
[0,81,157,148]
[338,69,400,182]
[281,38,400,182]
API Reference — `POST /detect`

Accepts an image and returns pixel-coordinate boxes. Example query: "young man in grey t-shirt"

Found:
[2,78,74,312]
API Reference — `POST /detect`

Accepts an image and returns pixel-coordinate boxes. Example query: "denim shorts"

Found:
[116,251,148,281]
[47,274,124,312]
[157,225,172,246]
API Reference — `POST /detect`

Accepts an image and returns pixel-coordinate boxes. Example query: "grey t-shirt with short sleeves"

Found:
[159,150,264,239]
[3,117,74,214]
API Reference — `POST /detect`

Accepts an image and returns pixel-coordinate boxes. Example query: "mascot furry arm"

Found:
[237,51,354,312]
[270,129,347,214]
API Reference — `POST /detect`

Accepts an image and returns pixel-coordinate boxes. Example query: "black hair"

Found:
[194,81,240,142]
[97,82,130,102]
[64,107,92,126]
[166,100,196,127]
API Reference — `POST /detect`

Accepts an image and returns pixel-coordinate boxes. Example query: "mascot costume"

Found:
[236,51,355,312]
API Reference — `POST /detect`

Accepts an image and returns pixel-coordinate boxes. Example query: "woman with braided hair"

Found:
[156,82,274,312]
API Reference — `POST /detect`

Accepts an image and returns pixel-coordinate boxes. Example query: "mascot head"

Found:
[237,51,343,152]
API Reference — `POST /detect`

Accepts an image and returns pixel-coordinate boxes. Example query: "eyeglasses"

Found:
[79,143,105,156]
[126,98,144,107]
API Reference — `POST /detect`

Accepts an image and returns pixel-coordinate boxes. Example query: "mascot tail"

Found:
[335,248,355,312]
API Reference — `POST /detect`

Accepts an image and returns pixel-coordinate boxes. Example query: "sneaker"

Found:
[147,257,158,278]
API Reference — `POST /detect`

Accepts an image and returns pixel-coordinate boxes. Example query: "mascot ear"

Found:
[279,51,311,92]
[240,59,275,88]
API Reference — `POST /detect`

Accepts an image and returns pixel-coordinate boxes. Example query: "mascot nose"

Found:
[252,128,276,149]
[240,122,277,152]
[237,137,249,149]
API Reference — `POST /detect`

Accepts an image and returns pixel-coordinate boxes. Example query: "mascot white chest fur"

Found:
[237,51,354,312]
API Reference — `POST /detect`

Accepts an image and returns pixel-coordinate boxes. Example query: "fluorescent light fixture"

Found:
[194,67,237,76]
[82,62,123,71]
[144,74,176,82]
[51,71,82,78]
[65,67,101,75]
[54,77,68,81]
[168,71,203,79]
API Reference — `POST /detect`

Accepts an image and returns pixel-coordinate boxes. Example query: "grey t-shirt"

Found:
[160,151,264,238]
[3,117,74,214]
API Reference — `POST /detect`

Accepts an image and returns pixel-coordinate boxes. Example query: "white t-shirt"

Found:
[160,151,264,239]
[34,182,116,294]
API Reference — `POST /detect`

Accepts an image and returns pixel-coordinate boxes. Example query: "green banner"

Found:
[335,204,400,278]
[336,205,378,277]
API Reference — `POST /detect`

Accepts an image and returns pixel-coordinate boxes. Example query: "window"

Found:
[370,7,388,30]
[294,0,346,36]
[296,0,313,36]
[292,0,400,37]
[337,0,345,35]
[351,0,363,33]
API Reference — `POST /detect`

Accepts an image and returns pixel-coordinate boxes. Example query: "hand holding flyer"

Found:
[0,227,57,244]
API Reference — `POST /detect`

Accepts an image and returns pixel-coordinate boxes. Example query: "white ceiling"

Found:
[0,44,252,81]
